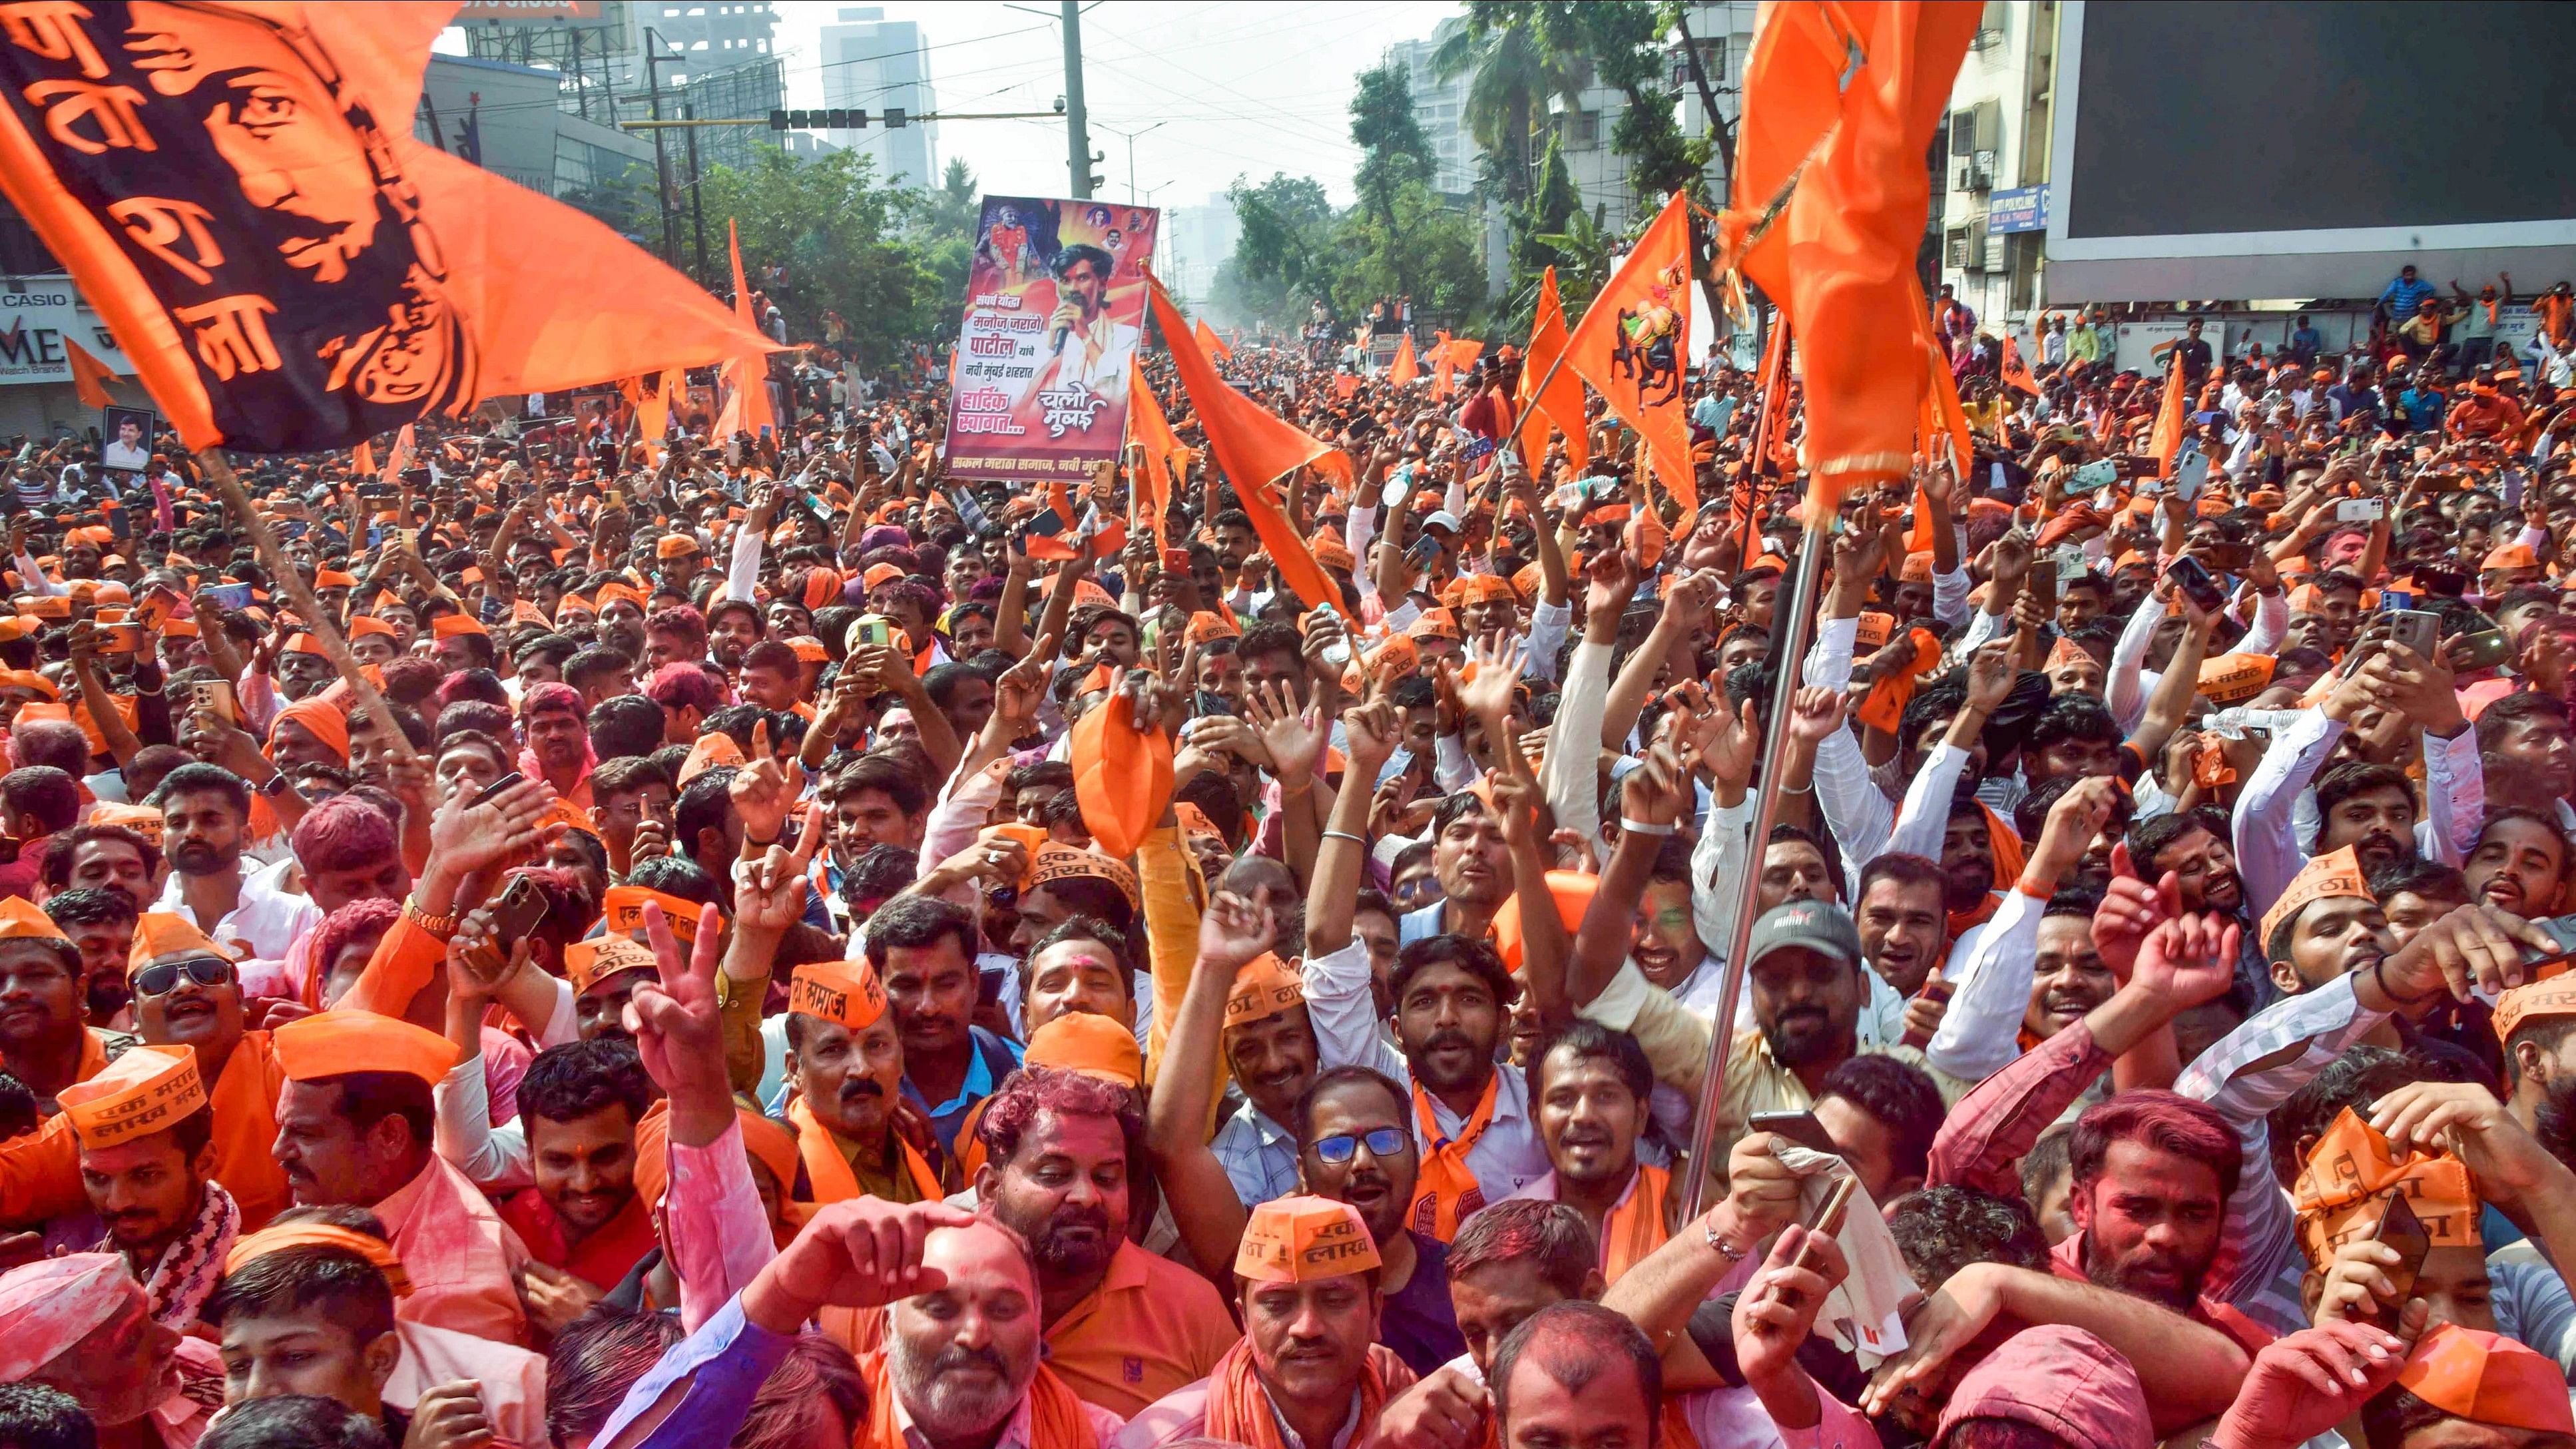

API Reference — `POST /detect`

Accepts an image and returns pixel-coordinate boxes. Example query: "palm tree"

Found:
[1430,3,1586,205]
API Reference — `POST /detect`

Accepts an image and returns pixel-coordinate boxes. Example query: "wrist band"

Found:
[1322,829,1368,846]
[1617,817,1677,837]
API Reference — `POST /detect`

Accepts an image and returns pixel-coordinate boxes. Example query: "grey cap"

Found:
[1421,509,1463,535]
[1746,899,1862,970]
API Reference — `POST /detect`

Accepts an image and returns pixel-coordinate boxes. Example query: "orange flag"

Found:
[1128,354,1188,555]
[0,3,772,455]
[1194,318,1233,362]
[1388,333,1419,387]
[1917,312,1974,475]
[1429,330,1455,398]
[61,337,117,409]
[1731,2,1980,515]
[2001,333,2040,397]
[1517,267,1589,473]
[351,440,374,477]
[381,424,415,487]
[1146,275,1341,610]
[1333,374,1361,400]
[1565,192,1697,509]
[638,374,672,464]
[2149,346,2188,478]
[1436,338,1483,402]
[720,220,777,439]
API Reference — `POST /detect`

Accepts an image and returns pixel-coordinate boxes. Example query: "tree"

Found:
[1571,1,1706,204]
[1225,172,1336,326]
[1431,5,1584,206]
[1352,61,1433,230]
[698,147,943,370]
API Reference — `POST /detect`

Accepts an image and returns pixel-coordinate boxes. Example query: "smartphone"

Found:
[194,680,236,724]
[2202,541,2252,571]
[469,770,525,809]
[2418,565,2469,598]
[2386,608,2441,661]
[104,623,143,654]
[202,581,252,610]
[487,872,549,942]
[2065,458,2119,494]
[851,614,896,649]
[2337,498,2387,524]
[2055,547,2091,582]
[2372,1194,2432,1318]
[2451,628,2513,671]
[1405,534,1442,571]
[1748,1110,1840,1157]
[2175,450,2210,503]
[2165,555,2226,613]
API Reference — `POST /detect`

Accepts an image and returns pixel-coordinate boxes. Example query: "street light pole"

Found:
[642,26,676,266]
[1095,121,1165,203]
[1061,0,1091,199]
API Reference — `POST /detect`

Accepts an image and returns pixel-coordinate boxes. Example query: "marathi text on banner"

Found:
[941,194,1159,483]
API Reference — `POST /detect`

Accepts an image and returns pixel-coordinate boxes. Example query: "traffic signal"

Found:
[768,109,788,131]
[884,107,906,129]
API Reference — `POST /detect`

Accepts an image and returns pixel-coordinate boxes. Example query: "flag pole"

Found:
[1678,511,1828,1219]
[195,448,423,768]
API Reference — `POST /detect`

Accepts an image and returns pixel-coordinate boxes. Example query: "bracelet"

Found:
[1322,829,1368,846]
[1279,780,1312,797]
[1702,1217,1747,1263]
[403,896,459,942]
[2372,954,2438,1008]
[1617,817,1677,837]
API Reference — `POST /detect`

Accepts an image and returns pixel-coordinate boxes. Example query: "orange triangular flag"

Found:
[638,373,672,465]
[0,5,772,454]
[61,337,116,410]
[1388,333,1419,387]
[1518,268,1589,473]
[2150,344,2188,478]
[1436,338,1483,403]
[1127,353,1188,555]
[1194,318,1233,362]
[1565,192,1697,510]
[2001,333,2040,397]
[718,219,777,439]
[352,441,374,478]
[1147,274,1341,610]
[1728,2,1977,515]
[382,424,415,487]
[1917,305,1974,475]
[1429,330,1455,399]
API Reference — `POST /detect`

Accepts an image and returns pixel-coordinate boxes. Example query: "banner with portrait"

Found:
[940,195,1160,483]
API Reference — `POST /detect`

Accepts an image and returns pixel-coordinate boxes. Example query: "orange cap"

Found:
[1027,842,1141,912]
[676,730,746,786]
[1224,952,1306,1031]
[2292,1107,2479,1266]
[2256,845,2373,955]
[272,1010,461,1086]
[2197,653,2278,705]
[87,802,161,845]
[1490,869,1596,974]
[788,957,888,1031]
[56,1044,204,1150]
[1234,1195,1382,1284]
[1023,1010,1143,1087]
[224,1225,412,1299]
[1069,689,1173,862]
[2486,543,2541,573]
[431,615,488,639]
[565,937,658,996]
[2396,1325,2575,1436]
[601,886,706,944]
[347,616,397,640]
[0,895,68,943]
[127,912,232,977]
[2493,972,2576,1045]
[656,534,702,560]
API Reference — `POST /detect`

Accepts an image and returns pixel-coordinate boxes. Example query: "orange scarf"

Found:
[1599,1164,1673,1285]
[786,1097,943,1213]
[1945,806,2027,940]
[1410,1077,1497,1242]
[1198,1337,1414,1449]
[855,1348,1099,1449]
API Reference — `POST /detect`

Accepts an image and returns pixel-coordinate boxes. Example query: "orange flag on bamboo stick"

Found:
[1437,339,1483,404]
[1730,1,1980,516]
[1194,318,1233,362]
[1565,192,1697,510]
[1146,274,1342,609]
[2001,332,2040,397]
[1918,328,1975,475]
[1128,354,1188,555]
[0,3,773,455]
[638,373,672,464]
[719,220,777,439]
[1517,268,1589,473]
[61,337,117,409]
[1388,333,1419,387]
[2149,345,2188,478]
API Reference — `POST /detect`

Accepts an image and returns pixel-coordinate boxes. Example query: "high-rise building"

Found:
[818,7,941,189]
[1164,194,1240,301]
[628,0,779,80]
[1382,17,1477,197]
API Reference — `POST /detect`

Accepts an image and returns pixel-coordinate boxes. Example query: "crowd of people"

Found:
[1,246,2575,1449]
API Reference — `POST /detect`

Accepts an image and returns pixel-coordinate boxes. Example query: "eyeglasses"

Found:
[134,956,232,998]
[1310,1127,1410,1165]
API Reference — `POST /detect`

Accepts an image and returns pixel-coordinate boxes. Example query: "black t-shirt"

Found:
[1381,1231,1471,1375]
[2168,336,2214,385]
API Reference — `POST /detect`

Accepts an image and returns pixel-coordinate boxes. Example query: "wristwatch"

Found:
[257,771,294,798]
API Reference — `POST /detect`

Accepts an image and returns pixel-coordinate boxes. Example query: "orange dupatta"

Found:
[786,1097,943,1214]
[856,1349,1100,1449]
[1599,1164,1674,1285]
[1409,1077,1497,1242]
[1199,1337,1414,1449]
[1946,808,2030,938]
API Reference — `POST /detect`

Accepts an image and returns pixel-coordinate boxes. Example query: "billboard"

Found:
[0,278,133,387]
[941,195,1160,483]
[2045,1,2576,302]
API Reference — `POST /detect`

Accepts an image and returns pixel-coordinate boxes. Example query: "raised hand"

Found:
[2128,914,2240,1009]
[1732,1224,1852,1423]
[2210,1316,2423,1449]
[428,775,563,880]
[741,1194,980,1331]
[730,719,798,846]
[1341,693,1403,780]
[1584,542,1640,626]
[1617,740,1692,831]
[985,631,1057,744]
[1963,639,2017,715]
[1198,889,1278,975]
[1242,679,1327,787]
[733,802,827,935]
[1454,631,1527,727]
[1900,965,1952,1048]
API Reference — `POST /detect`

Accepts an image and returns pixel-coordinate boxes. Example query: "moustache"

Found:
[930,1344,1010,1380]
[1420,1029,1476,1055]
[838,1078,886,1103]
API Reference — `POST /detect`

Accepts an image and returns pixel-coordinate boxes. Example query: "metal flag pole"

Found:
[1678,509,1828,1220]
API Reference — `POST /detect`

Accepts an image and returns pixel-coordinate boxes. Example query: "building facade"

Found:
[1165,196,1241,302]
[1933,0,2059,334]
[817,7,940,188]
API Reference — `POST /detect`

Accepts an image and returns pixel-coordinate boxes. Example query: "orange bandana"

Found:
[2292,1108,2479,1267]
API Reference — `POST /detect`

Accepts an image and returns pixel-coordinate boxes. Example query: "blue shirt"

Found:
[593,1295,792,1449]
[2381,276,2437,318]
[902,1024,1024,1148]
[2401,386,2447,432]
[2290,326,2323,363]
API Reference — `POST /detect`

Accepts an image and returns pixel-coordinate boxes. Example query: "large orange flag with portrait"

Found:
[1565,192,1696,509]
[0,1,773,455]
[1730,1,1979,515]
[1146,274,1341,610]
[1517,267,1587,473]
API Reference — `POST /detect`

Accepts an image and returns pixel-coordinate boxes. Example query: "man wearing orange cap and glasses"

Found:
[1120,1195,1415,1449]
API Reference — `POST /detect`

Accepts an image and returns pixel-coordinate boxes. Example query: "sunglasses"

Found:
[1310,1127,1410,1165]
[134,955,232,998]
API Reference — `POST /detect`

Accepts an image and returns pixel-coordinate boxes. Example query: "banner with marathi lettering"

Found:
[941,194,1159,483]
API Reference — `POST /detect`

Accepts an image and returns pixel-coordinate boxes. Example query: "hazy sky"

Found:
[766,1,1464,213]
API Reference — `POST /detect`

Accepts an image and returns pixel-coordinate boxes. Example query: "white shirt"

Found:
[156,855,319,966]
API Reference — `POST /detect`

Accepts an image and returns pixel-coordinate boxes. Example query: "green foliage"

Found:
[698,147,942,371]
[1224,171,1337,328]
[1352,61,1433,231]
